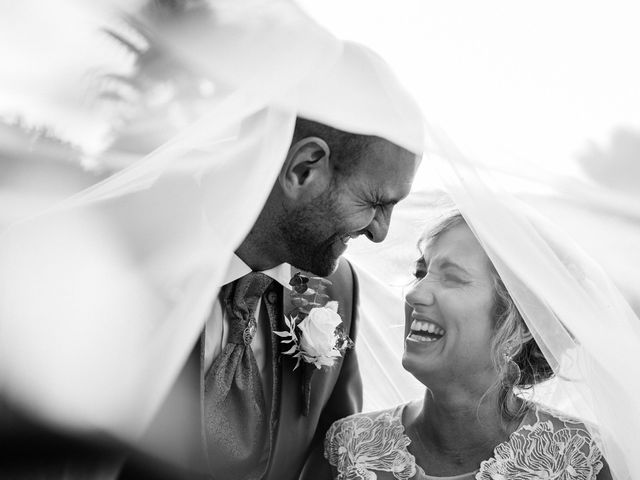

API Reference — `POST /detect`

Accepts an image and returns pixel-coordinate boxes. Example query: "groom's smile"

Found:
[268,128,420,278]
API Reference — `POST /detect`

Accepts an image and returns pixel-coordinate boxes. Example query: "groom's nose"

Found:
[363,207,392,243]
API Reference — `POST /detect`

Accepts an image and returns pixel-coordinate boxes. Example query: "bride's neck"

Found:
[414,386,522,457]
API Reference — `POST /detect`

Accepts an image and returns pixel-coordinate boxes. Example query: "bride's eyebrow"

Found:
[436,258,470,275]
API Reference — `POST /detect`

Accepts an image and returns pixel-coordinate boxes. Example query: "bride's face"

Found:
[402,222,497,389]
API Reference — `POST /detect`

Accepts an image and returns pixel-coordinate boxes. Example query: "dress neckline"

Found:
[398,400,532,479]
[325,401,602,480]
[422,472,476,480]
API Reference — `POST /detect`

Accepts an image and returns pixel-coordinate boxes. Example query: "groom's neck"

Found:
[235,242,282,272]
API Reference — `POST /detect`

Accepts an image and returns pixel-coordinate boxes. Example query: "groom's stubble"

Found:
[277,187,347,277]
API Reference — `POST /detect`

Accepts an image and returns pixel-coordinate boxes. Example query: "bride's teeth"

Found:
[410,319,446,340]
[408,333,438,342]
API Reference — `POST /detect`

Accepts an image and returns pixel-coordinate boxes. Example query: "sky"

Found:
[298,0,640,183]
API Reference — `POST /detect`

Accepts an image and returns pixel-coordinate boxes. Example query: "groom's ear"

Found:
[279,137,332,200]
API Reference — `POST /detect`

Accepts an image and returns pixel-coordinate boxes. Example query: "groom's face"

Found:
[282,140,419,276]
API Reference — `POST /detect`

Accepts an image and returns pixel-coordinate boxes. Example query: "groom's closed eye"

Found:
[369,189,399,209]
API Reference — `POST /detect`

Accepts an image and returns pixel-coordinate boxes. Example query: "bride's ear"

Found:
[279,137,331,199]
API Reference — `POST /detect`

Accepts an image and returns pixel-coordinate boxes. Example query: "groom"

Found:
[112,9,423,480]
[0,19,424,480]
[122,116,421,480]
[0,0,428,476]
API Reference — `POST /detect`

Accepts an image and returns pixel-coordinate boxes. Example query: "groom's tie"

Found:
[205,272,274,480]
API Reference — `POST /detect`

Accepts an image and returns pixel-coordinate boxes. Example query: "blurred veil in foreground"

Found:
[1,1,639,479]
[0,0,423,459]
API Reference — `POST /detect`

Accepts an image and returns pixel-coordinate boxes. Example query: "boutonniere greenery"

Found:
[274,273,353,370]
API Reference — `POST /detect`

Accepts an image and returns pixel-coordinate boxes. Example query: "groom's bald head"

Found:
[290,117,412,181]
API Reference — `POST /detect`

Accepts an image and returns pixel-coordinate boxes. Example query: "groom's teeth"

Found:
[341,234,358,245]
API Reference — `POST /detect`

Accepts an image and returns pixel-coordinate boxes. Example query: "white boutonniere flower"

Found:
[274,274,353,370]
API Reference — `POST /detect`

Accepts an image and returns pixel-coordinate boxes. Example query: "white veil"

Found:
[0,0,422,445]
[346,128,640,479]
[429,129,640,479]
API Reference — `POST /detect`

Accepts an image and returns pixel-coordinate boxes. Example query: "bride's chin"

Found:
[402,349,433,372]
[400,353,413,374]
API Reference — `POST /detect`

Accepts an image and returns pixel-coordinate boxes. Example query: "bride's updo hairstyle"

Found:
[421,211,554,420]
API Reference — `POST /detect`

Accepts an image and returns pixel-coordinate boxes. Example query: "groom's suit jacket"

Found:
[261,257,362,480]
[121,256,362,480]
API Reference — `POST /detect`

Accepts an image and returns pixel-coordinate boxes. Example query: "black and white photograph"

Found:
[1,1,639,479]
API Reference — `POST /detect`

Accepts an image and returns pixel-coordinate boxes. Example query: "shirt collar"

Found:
[223,254,293,290]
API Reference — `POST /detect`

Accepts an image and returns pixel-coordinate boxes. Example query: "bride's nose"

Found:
[404,279,435,306]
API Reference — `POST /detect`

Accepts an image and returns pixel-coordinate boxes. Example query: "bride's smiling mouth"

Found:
[407,319,446,343]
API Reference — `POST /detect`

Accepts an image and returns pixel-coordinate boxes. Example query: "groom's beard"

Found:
[280,193,346,277]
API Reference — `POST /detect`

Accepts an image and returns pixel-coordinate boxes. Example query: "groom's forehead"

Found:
[358,139,419,172]
[343,143,417,199]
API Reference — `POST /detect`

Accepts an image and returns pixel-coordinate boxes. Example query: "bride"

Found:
[325,211,611,479]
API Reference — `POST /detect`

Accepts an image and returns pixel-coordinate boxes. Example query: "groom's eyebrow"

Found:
[371,190,400,206]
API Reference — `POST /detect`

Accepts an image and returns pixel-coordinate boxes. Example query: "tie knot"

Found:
[223,272,274,344]
[235,272,273,308]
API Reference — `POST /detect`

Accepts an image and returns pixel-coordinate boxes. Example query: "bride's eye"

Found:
[412,257,428,280]
[443,273,468,285]
[412,261,427,279]
[412,268,427,279]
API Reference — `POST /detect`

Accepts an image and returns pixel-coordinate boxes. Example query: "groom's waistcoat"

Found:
[130,257,362,480]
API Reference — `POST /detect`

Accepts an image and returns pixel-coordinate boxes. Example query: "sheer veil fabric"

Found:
[1,1,639,479]
[426,129,640,480]
[0,0,423,447]
[347,128,640,480]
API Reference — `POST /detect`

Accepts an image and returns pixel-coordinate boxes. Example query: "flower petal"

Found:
[325,300,339,312]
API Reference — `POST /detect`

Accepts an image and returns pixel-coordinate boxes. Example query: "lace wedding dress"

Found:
[324,401,603,480]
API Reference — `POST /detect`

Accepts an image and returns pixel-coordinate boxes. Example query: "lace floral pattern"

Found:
[324,403,603,480]
[325,406,416,480]
[477,415,603,480]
